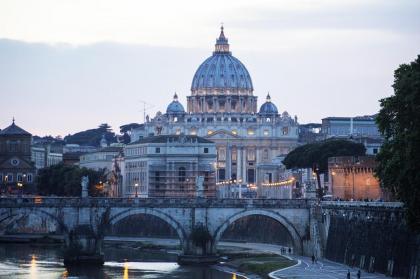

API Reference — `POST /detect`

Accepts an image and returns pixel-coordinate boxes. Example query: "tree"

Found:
[375,55,420,232]
[37,163,106,197]
[64,123,117,147]
[283,139,366,197]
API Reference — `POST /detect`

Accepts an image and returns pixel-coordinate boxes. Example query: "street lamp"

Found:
[135,183,139,198]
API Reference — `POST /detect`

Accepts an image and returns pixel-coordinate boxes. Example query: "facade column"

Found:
[236,146,242,182]
[242,148,247,183]
[255,147,260,185]
[226,145,232,180]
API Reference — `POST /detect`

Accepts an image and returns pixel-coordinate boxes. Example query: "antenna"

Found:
[139,100,155,123]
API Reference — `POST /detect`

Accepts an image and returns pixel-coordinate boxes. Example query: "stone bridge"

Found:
[0,198,312,256]
[0,197,410,268]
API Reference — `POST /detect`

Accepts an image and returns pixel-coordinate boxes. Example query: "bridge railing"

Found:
[320,201,404,208]
[0,197,312,208]
[0,197,404,209]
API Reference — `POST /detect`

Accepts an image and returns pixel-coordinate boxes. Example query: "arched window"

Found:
[178,167,186,182]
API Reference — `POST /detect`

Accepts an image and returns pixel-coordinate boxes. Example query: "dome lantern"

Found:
[214,25,230,54]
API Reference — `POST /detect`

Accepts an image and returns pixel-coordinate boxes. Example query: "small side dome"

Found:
[166,93,185,114]
[259,93,278,115]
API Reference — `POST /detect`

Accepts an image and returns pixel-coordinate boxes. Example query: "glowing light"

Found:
[262,177,295,187]
[30,254,37,278]
[123,261,129,279]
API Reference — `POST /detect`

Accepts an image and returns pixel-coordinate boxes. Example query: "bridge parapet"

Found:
[321,201,404,210]
[0,197,313,208]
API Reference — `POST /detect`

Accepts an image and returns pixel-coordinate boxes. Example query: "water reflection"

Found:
[0,244,246,279]
[30,255,37,279]
[123,261,128,279]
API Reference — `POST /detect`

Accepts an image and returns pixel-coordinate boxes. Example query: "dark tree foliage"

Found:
[119,123,142,144]
[119,123,142,134]
[37,163,106,197]
[64,123,117,147]
[375,55,420,232]
[283,139,366,197]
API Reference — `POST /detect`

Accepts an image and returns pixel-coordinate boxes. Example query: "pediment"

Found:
[0,156,34,169]
[205,129,240,139]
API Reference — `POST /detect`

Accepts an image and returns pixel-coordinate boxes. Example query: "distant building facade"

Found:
[321,116,383,155]
[123,135,216,198]
[79,146,123,172]
[31,143,63,170]
[328,156,386,200]
[130,27,299,192]
[0,120,36,194]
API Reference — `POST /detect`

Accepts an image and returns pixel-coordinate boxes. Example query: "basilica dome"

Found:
[166,93,185,114]
[259,93,278,115]
[191,27,253,93]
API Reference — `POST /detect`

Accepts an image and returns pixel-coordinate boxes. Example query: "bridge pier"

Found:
[178,224,219,265]
[63,224,104,266]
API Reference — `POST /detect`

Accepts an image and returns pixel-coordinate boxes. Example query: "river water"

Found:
[0,244,245,279]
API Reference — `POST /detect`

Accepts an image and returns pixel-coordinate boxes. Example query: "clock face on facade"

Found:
[10,158,20,166]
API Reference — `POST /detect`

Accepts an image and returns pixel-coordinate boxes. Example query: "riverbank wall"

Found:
[320,202,420,278]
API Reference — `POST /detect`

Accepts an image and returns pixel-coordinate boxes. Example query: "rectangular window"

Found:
[17,173,23,182]
[247,149,256,161]
[7,174,13,182]
[217,148,226,161]
[218,169,226,180]
[204,147,209,154]
[373,148,378,154]
[155,147,160,153]
[27,174,33,183]
[264,173,272,183]
[247,169,255,183]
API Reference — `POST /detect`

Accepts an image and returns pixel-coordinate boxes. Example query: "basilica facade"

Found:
[131,27,299,190]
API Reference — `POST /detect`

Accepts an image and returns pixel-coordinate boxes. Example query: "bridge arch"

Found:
[0,208,68,234]
[108,208,187,246]
[213,209,303,254]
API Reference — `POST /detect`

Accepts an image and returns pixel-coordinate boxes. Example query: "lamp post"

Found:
[135,183,139,198]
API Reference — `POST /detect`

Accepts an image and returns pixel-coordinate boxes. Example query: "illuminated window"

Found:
[232,149,237,161]
[263,129,269,136]
[174,117,178,122]
[232,129,237,135]
[282,127,289,135]
[247,149,256,161]
[266,118,271,122]
[218,148,226,160]
[175,128,181,135]
[247,129,255,135]
[207,130,214,135]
